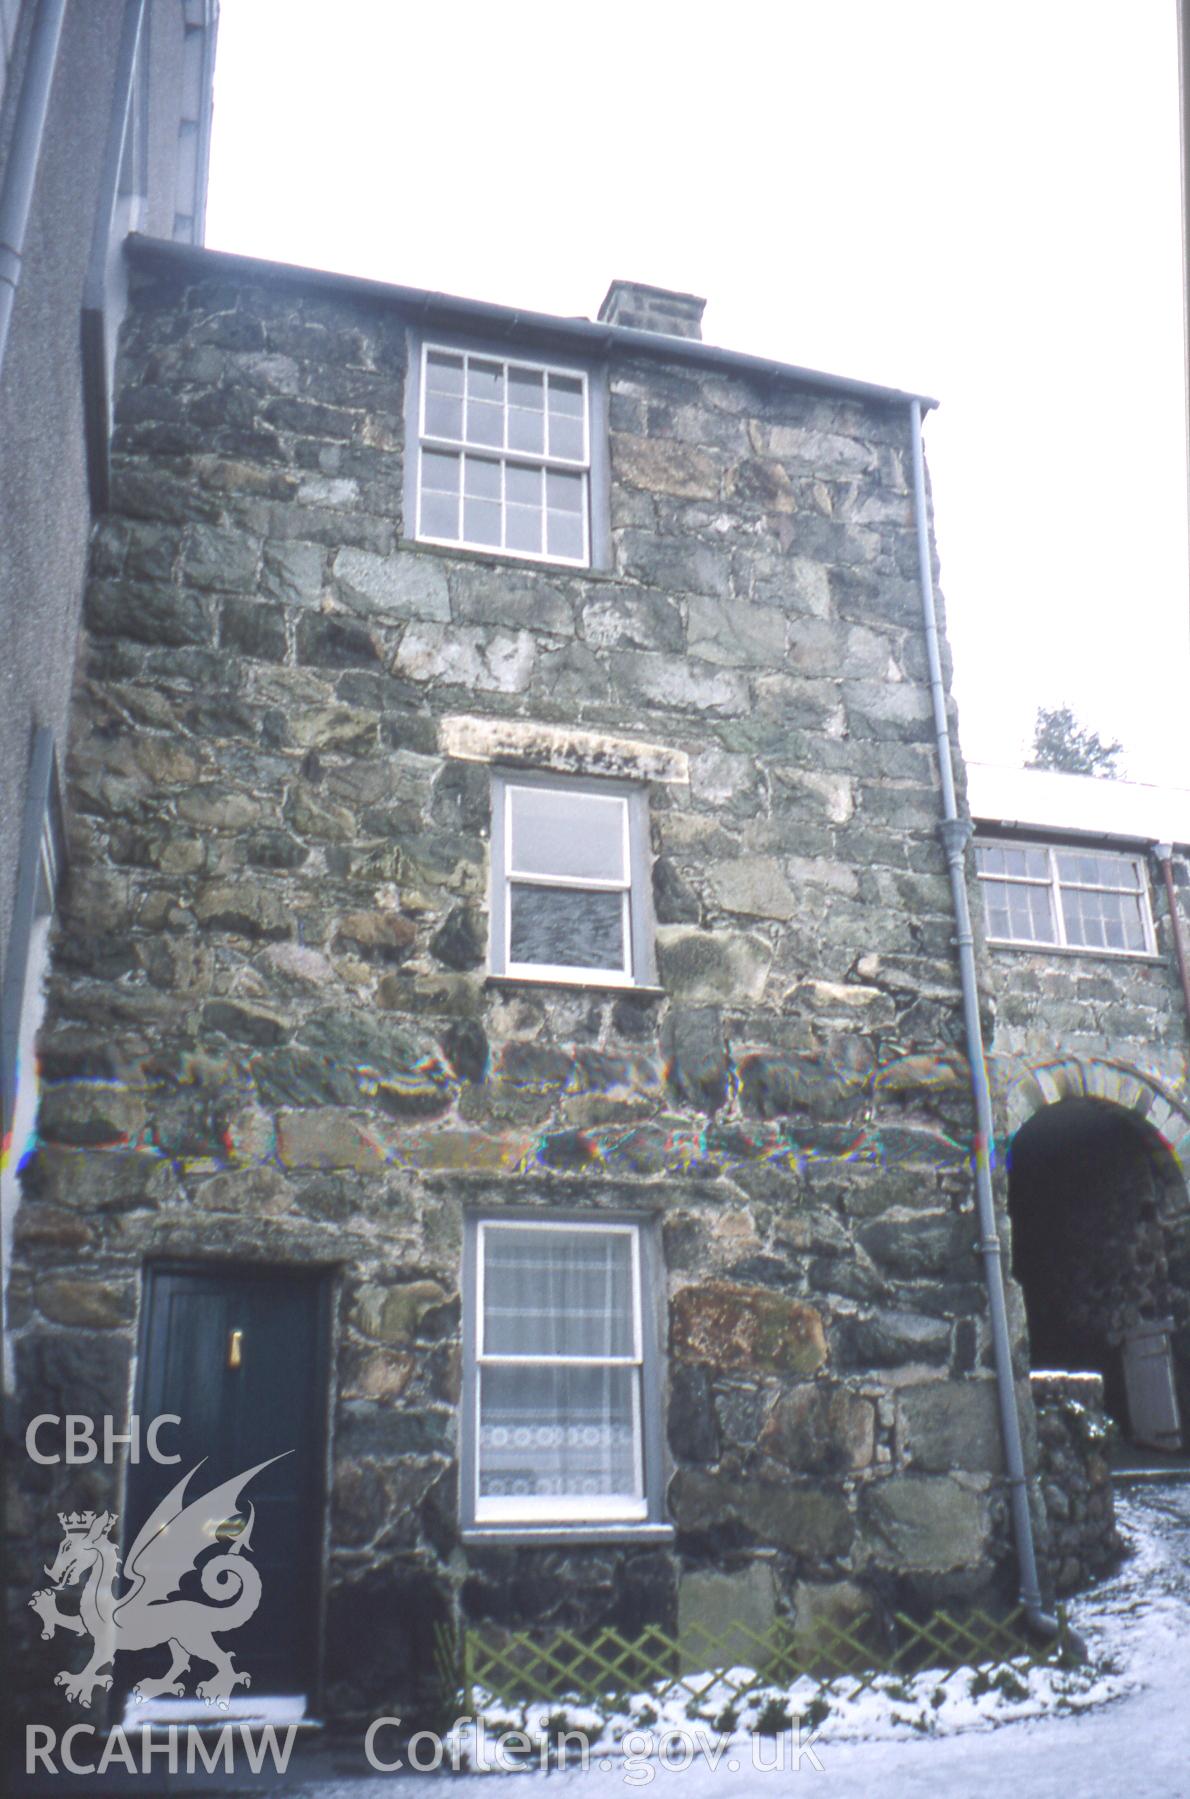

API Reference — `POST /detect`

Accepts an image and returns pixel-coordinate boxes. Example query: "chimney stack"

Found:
[597,280,706,342]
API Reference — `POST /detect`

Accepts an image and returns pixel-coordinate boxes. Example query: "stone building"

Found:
[7,236,1185,1731]
[969,763,1190,1451]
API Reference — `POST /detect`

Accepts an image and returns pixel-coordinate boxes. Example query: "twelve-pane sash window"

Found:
[493,776,641,985]
[974,840,1153,953]
[474,1221,646,1524]
[416,345,590,564]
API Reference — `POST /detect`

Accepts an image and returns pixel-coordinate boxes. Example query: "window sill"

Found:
[462,1523,675,1549]
[485,974,666,998]
[397,536,617,581]
[987,940,1164,965]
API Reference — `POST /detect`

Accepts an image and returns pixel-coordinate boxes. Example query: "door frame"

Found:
[127,1257,336,1714]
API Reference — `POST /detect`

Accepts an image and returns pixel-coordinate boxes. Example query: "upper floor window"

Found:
[488,771,655,988]
[974,839,1154,954]
[414,343,592,565]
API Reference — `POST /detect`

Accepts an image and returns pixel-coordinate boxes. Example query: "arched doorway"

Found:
[1007,1096,1188,1449]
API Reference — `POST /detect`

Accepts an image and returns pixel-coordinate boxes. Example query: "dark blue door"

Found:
[121,1264,329,1706]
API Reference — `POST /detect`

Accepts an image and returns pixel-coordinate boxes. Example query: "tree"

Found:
[1027,705,1123,778]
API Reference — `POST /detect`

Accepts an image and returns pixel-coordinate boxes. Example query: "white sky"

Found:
[205,0,1190,786]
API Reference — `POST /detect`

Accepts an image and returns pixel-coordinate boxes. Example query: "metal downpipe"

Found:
[1153,844,1190,1032]
[0,0,67,379]
[908,398,1062,1642]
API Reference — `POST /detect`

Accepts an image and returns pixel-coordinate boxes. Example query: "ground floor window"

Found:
[461,1215,664,1532]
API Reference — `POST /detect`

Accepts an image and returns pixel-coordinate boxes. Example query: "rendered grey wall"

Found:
[0,0,125,971]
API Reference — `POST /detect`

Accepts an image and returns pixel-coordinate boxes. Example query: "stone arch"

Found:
[996,1053,1190,1186]
[995,1054,1190,1444]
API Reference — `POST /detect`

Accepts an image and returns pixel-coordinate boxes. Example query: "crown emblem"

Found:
[57,1512,96,1536]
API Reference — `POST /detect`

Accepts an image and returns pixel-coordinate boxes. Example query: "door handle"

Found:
[227,1328,243,1370]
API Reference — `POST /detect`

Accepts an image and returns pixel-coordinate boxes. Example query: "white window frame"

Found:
[461,1214,666,1536]
[413,341,593,566]
[489,769,656,989]
[475,1219,645,1526]
[974,836,1156,955]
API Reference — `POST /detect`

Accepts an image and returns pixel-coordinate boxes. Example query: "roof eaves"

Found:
[125,236,939,412]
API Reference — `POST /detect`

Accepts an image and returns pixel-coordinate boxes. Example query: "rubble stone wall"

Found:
[6,245,1027,1727]
[987,853,1189,1099]
[1030,1372,1120,1595]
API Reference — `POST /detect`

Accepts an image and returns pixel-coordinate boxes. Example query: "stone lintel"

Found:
[439,714,690,784]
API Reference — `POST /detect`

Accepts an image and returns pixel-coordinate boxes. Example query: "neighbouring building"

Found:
[5,231,1189,1736]
[1,0,218,1393]
[969,763,1190,1452]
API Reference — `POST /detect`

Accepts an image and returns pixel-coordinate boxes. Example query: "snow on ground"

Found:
[14,1481,1190,1794]
[304,1479,1190,1796]
[452,1621,1123,1765]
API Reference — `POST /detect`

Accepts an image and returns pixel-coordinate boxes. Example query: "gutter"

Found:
[124,234,940,415]
[0,0,67,379]
[908,398,1073,1648]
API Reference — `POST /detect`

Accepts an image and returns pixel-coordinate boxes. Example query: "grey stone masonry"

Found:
[1030,1372,1120,1595]
[7,240,1018,1731]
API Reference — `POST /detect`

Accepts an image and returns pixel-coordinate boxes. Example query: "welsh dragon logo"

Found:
[28,1456,284,1709]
